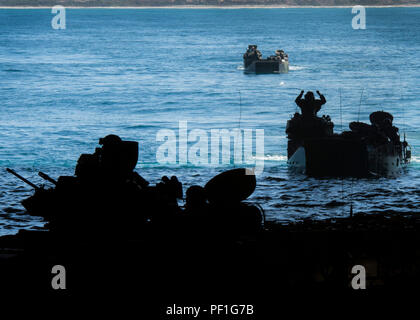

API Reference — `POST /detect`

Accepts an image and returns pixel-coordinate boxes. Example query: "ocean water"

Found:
[0,8,419,236]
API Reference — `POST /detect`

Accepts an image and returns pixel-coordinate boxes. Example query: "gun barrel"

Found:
[38,172,57,185]
[6,168,39,190]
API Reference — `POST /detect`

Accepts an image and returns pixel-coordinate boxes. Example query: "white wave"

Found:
[411,156,420,163]
[252,155,419,164]
[252,154,288,161]
[237,65,245,70]
[279,81,285,86]
[289,66,306,71]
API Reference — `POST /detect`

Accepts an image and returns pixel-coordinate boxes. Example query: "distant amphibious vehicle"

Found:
[286,90,411,177]
[243,45,289,74]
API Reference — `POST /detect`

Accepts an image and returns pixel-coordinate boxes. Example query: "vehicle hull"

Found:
[244,59,289,74]
[287,138,409,177]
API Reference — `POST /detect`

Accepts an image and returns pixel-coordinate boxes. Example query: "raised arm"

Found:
[295,90,304,105]
[316,90,326,105]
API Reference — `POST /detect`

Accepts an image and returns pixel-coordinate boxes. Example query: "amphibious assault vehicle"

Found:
[7,135,262,236]
[286,109,411,177]
[243,45,289,74]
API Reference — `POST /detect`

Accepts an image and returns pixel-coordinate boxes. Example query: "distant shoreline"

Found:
[1,5,420,9]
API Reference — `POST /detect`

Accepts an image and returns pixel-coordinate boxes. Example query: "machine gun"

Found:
[38,171,58,185]
[6,168,59,216]
[6,168,39,190]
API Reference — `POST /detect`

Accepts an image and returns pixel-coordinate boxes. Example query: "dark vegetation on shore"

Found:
[1,0,419,7]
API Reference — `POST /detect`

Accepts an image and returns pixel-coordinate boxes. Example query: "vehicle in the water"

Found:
[243,45,289,74]
[6,135,262,236]
[7,135,151,233]
[286,91,411,177]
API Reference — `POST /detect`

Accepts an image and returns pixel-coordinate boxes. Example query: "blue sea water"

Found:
[0,8,419,236]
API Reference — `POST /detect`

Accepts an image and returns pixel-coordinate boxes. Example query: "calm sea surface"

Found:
[0,8,419,235]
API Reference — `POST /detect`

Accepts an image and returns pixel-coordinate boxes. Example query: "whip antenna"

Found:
[339,88,345,214]
[399,73,406,137]
[233,90,243,168]
[357,88,364,122]
[238,90,242,130]
[339,88,343,132]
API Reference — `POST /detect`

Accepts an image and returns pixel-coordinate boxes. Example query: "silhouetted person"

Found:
[183,185,211,233]
[381,118,400,143]
[185,186,208,213]
[295,90,326,118]
[369,111,400,144]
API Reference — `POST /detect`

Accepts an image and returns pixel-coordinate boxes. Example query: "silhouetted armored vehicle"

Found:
[286,92,411,177]
[6,135,166,235]
[7,137,262,237]
[184,168,263,235]
[243,45,289,74]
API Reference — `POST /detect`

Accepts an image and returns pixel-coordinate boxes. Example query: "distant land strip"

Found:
[1,1,420,8]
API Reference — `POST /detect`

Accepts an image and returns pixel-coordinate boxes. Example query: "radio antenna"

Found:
[357,88,364,122]
[338,89,345,214]
[339,88,343,132]
[238,90,242,130]
[399,73,405,137]
[234,90,243,168]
